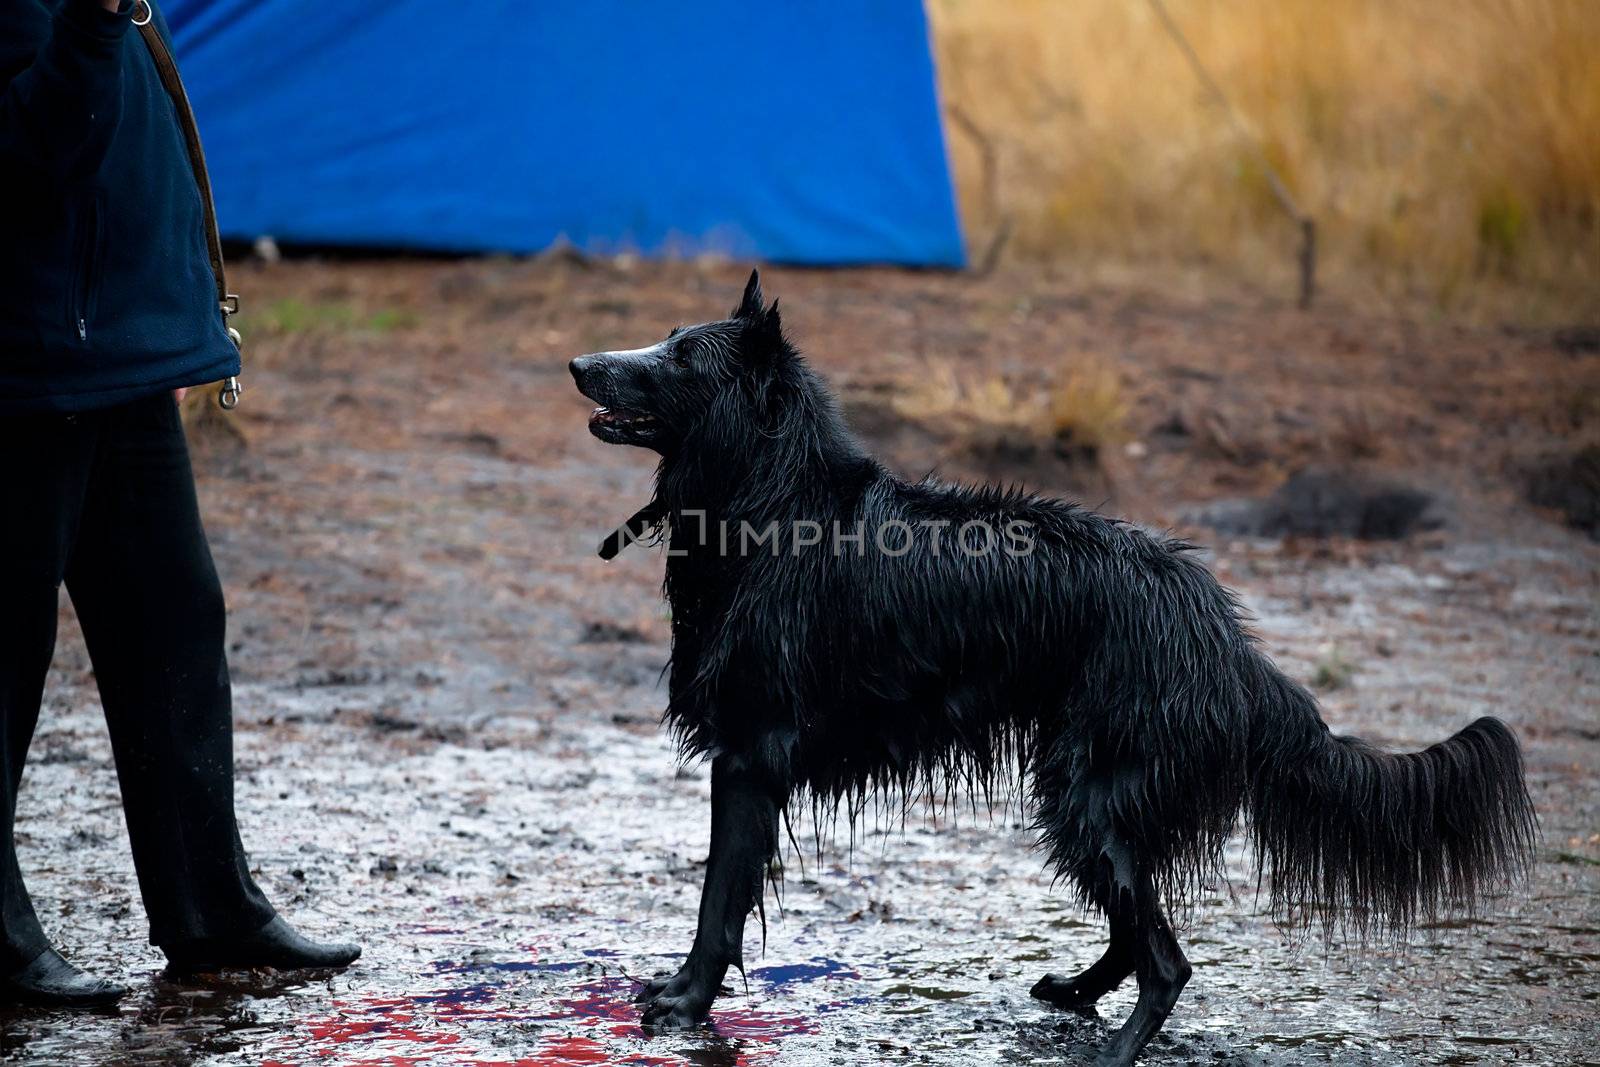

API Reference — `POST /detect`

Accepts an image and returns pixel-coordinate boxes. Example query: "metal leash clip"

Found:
[219,292,243,410]
[131,0,152,27]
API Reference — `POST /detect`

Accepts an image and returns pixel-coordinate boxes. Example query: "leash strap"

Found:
[599,502,666,560]
[132,0,243,410]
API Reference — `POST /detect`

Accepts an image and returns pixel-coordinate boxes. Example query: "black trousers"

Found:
[0,393,274,968]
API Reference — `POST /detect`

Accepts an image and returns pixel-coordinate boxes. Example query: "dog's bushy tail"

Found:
[1246,663,1537,939]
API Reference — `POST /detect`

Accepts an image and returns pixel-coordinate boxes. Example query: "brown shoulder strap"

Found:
[133,1,242,408]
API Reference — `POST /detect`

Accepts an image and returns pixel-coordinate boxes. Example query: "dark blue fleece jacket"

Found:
[0,0,238,414]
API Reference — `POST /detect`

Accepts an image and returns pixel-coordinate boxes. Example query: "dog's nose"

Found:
[569,356,593,384]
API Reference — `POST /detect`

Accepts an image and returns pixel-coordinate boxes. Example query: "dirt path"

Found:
[2,260,1595,1066]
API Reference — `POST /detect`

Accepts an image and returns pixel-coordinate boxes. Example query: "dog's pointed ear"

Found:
[764,297,782,337]
[733,268,764,320]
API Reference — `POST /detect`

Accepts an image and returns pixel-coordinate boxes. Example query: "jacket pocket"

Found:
[64,195,104,345]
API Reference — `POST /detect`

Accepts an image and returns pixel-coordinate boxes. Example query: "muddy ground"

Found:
[2,259,1595,1066]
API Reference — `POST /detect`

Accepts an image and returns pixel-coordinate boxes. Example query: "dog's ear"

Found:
[733,268,787,369]
[733,268,764,320]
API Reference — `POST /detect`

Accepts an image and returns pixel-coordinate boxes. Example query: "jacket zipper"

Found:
[68,199,99,343]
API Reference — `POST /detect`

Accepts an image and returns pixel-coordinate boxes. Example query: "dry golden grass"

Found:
[890,356,1130,458]
[928,0,1600,322]
[1049,362,1131,453]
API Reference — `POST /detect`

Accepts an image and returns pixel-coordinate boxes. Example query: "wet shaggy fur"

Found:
[570,272,1537,1064]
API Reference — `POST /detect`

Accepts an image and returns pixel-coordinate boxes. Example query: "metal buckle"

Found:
[221,293,240,316]
[131,0,153,27]
[218,376,242,410]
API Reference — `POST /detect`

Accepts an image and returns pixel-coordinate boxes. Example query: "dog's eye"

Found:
[670,340,695,366]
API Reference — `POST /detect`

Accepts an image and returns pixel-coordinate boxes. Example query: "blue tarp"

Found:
[160,1,965,267]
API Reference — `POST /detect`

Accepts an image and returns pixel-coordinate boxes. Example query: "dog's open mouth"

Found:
[588,405,659,442]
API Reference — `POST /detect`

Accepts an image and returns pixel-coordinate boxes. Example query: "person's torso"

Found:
[0,0,236,412]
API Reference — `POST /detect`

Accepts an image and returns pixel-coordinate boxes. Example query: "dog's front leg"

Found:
[638,753,783,1029]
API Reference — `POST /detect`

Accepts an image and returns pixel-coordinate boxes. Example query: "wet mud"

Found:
[3,260,1595,1065]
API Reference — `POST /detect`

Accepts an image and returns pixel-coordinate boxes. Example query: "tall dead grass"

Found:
[928,0,1599,321]
[890,356,1130,460]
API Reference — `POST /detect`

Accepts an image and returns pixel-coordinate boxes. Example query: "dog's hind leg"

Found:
[1091,842,1192,1067]
[637,752,784,1030]
[1031,767,1140,1012]
[1029,903,1135,1012]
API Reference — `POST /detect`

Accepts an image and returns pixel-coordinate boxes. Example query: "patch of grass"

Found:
[240,298,418,336]
[1476,186,1527,273]
[366,307,421,332]
[1551,850,1600,867]
[1310,645,1356,691]
[928,0,1600,320]
[890,355,1129,461]
[893,362,1028,435]
[1048,362,1130,456]
[247,298,354,334]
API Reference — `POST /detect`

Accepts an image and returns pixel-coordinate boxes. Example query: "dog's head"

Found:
[570,270,789,454]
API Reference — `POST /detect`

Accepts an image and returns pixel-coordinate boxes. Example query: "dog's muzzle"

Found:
[570,355,662,443]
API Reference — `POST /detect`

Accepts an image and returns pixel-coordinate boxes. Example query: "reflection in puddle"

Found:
[251,946,836,1067]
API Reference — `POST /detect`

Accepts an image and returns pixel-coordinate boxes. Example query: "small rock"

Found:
[1186,466,1442,540]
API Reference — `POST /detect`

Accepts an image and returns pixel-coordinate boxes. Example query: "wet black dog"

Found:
[569,272,1535,1065]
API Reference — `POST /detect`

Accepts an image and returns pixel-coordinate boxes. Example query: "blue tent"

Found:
[160,1,965,267]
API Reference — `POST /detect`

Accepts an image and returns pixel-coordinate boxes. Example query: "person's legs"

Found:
[63,393,356,970]
[0,409,126,1003]
[63,394,273,944]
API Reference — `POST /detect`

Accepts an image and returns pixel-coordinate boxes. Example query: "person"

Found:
[0,0,359,1005]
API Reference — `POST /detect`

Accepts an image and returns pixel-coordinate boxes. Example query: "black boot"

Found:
[163,916,360,974]
[1,947,128,1007]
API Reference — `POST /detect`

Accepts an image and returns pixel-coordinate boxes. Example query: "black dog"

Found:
[569,272,1536,1065]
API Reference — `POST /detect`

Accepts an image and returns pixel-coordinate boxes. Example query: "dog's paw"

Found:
[1091,1041,1139,1067]
[635,964,708,1005]
[640,991,712,1031]
[1030,972,1102,1014]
